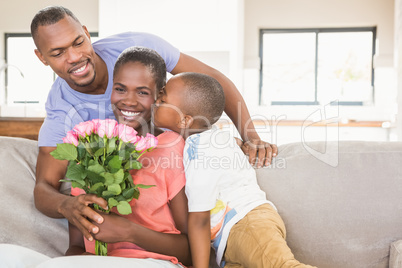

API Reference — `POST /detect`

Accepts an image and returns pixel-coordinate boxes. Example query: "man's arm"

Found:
[188,211,211,268]
[35,146,108,241]
[171,53,278,167]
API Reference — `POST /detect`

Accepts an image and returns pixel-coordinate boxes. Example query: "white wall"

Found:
[395,0,402,139]
[0,0,99,116]
[99,0,244,88]
[0,0,99,60]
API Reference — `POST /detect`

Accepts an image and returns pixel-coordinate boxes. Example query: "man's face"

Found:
[34,16,97,91]
[153,76,186,133]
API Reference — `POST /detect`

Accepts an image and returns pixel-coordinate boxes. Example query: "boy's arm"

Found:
[65,222,86,256]
[188,211,211,268]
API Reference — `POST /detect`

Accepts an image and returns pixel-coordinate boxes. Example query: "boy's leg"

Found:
[223,204,316,268]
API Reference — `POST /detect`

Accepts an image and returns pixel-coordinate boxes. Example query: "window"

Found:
[3,33,99,114]
[259,27,376,106]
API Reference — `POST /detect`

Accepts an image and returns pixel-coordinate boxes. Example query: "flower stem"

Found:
[93,203,109,256]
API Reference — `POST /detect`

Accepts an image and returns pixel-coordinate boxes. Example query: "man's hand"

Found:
[235,138,278,168]
[60,194,108,242]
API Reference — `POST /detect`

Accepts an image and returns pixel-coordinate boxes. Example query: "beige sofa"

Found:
[0,136,401,267]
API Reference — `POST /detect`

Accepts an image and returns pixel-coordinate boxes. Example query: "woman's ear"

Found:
[178,115,194,129]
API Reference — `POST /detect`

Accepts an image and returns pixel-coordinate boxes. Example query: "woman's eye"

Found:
[114,87,125,92]
[138,91,149,95]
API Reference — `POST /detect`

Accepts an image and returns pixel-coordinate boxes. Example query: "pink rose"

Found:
[134,136,148,152]
[62,130,79,146]
[92,119,102,134]
[116,124,139,143]
[73,121,94,138]
[145,133,158,149]
[97,119,118,138]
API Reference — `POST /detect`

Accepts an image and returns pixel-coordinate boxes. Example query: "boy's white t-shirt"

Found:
[183,127,275,265]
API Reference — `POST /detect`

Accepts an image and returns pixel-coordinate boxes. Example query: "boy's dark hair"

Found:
[31,6,80,40]
[179,72,225,126]
[114,46,167,91]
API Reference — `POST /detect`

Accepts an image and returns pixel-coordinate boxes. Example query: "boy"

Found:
[153,72,315,268]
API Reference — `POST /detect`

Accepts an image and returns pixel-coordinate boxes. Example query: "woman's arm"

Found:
[92,188,191,266]
[65,222,86,256]
[188,211,211,268]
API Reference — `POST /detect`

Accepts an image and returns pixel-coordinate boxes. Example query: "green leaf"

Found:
[66,163,86,181]
[50,143,77,161]
[101,190,115,199]
[113,169,124,184]
[77,144,87,161]
[103,172,115,186]
[86,170,105,184]
[107,184,121,195]
[89,182,104,194]
[108,155,122,170]
[124,160,142,170]
[107,138,117,154]
[122,187,135,199]
[108,197,119,208]
[136,184,156,189]
[94,148,104,157]
[88,163,105,174]
[117,200,132,215]
[71,181,85,190]
[133,188,140,200]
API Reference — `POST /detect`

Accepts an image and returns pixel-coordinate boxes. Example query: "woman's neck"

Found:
[136,123,164,137]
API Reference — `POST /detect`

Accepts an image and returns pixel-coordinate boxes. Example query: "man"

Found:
[32,6,277,242]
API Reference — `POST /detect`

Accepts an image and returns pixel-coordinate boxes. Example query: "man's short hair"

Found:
[114,46,167,91]
[31,6,80,40]
[179,72,225,126]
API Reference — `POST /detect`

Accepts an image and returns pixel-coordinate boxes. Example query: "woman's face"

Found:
[111,62,157,136]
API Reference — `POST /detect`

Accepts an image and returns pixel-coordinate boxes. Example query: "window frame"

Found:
[4,32,99,105]
[259,27,377,106]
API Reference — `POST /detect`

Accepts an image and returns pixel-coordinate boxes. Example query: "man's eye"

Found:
[75,40,84,46]
[51,52,63,57]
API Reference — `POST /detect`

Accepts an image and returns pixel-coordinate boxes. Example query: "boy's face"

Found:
[111,61,157,135]
[153,76,186,133]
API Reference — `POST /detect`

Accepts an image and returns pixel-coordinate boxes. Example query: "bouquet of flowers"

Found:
[50,119,157,256]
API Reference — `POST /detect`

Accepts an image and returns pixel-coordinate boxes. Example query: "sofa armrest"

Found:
[0,136,68,257]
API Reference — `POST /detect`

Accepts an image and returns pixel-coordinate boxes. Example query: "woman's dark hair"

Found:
[114,46,167,91]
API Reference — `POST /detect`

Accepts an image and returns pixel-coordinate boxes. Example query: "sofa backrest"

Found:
[256,141,402,268]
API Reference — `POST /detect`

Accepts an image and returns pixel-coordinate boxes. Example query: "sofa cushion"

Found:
[256,141,402,268]
[0,136,68,257]
[390,240,402,268]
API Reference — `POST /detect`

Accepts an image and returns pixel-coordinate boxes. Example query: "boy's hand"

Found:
[235,138,278,168]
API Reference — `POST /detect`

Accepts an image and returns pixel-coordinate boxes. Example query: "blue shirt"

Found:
[38,32,180,147]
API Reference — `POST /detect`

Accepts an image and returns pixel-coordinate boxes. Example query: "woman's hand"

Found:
[235,137,278,168]
[91,212,134,243]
